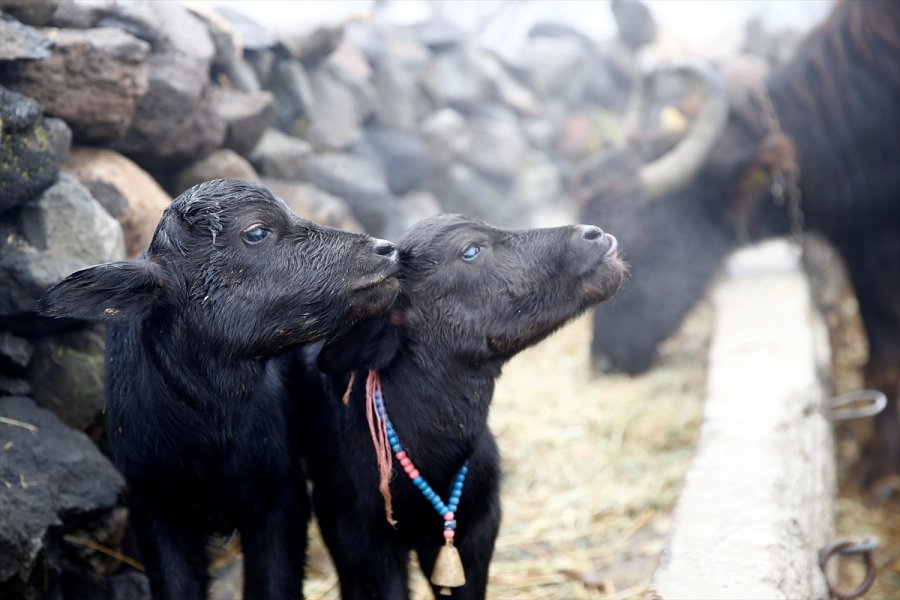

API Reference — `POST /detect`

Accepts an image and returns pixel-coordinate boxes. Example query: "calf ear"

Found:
[317,316,400,374]
[36,260,165,321]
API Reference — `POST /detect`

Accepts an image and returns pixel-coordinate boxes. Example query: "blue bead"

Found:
[439,507,449,516]
[391,444,402,453]
[413,477,424,486]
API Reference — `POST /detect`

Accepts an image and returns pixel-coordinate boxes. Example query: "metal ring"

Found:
[819,536,878,600]
[827,390,888,421]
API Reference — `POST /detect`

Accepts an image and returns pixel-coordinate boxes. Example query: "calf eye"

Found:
[461,244,482,261]
[242,225,271,245]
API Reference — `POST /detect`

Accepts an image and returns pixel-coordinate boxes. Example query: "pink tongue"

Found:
[605,234,618,259]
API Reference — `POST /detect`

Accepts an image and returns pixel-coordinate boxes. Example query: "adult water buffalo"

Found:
[578,0,900,493]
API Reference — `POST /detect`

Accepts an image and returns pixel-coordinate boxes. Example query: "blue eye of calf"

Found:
[242,225,270,245]
[461,245,482,261]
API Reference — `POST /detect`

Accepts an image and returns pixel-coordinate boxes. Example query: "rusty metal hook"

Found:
[819,535,879,600]
[827,390,888,421]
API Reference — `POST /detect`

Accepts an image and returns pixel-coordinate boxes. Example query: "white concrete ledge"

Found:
[648,241,835,600]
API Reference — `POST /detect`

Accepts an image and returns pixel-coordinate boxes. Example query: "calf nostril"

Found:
[580,225,604,241]
[372,238,398,259]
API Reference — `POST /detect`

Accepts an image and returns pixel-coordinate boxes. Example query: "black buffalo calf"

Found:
[299,214,625,599]
[36,179,401,599]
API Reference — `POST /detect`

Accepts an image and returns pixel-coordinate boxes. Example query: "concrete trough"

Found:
[648,240,835,599]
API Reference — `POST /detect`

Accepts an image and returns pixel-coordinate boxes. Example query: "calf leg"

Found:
[239,483,308,600]
[416,511,500,600]
[129,498,209,600]
[315,492,411,600]
[416,452,502,600]
[334,543,411,600]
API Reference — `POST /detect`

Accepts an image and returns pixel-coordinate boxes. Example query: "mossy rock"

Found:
[0,86,71,211]
[28,327,107,432]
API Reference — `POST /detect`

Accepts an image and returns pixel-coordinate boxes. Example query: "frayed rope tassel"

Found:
[365,369,397,525]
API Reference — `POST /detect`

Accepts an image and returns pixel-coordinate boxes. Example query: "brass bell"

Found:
[431,539,466,595]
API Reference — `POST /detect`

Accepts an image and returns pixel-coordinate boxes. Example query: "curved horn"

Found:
[638,60,730,200]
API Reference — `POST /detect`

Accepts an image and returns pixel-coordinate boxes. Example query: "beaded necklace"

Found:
[365,369,469,595]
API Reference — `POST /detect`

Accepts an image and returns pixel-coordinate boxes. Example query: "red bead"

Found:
[443,530,455,540]
[400,457,412,468]
[403,462,415,474]
[409,469,420,479]
[444,512,455,521]
[396,451,407,460]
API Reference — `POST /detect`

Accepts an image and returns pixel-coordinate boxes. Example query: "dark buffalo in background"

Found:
[578,0,900,494]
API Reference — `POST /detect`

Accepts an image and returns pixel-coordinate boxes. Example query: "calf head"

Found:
[319,214,625,372]
[37,179,400,356]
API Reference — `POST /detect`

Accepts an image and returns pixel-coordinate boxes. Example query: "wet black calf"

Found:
[298,214,625,599]
[36,179,400,600]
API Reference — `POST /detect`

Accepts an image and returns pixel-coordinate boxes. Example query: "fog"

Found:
[212,0,834,59]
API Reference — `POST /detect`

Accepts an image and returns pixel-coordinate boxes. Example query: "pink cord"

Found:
[341,371,355,405]
[366,370,396,525]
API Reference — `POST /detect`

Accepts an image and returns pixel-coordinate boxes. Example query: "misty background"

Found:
[213,0,832,60]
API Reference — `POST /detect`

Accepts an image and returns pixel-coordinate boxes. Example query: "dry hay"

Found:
[304,302,712,599]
